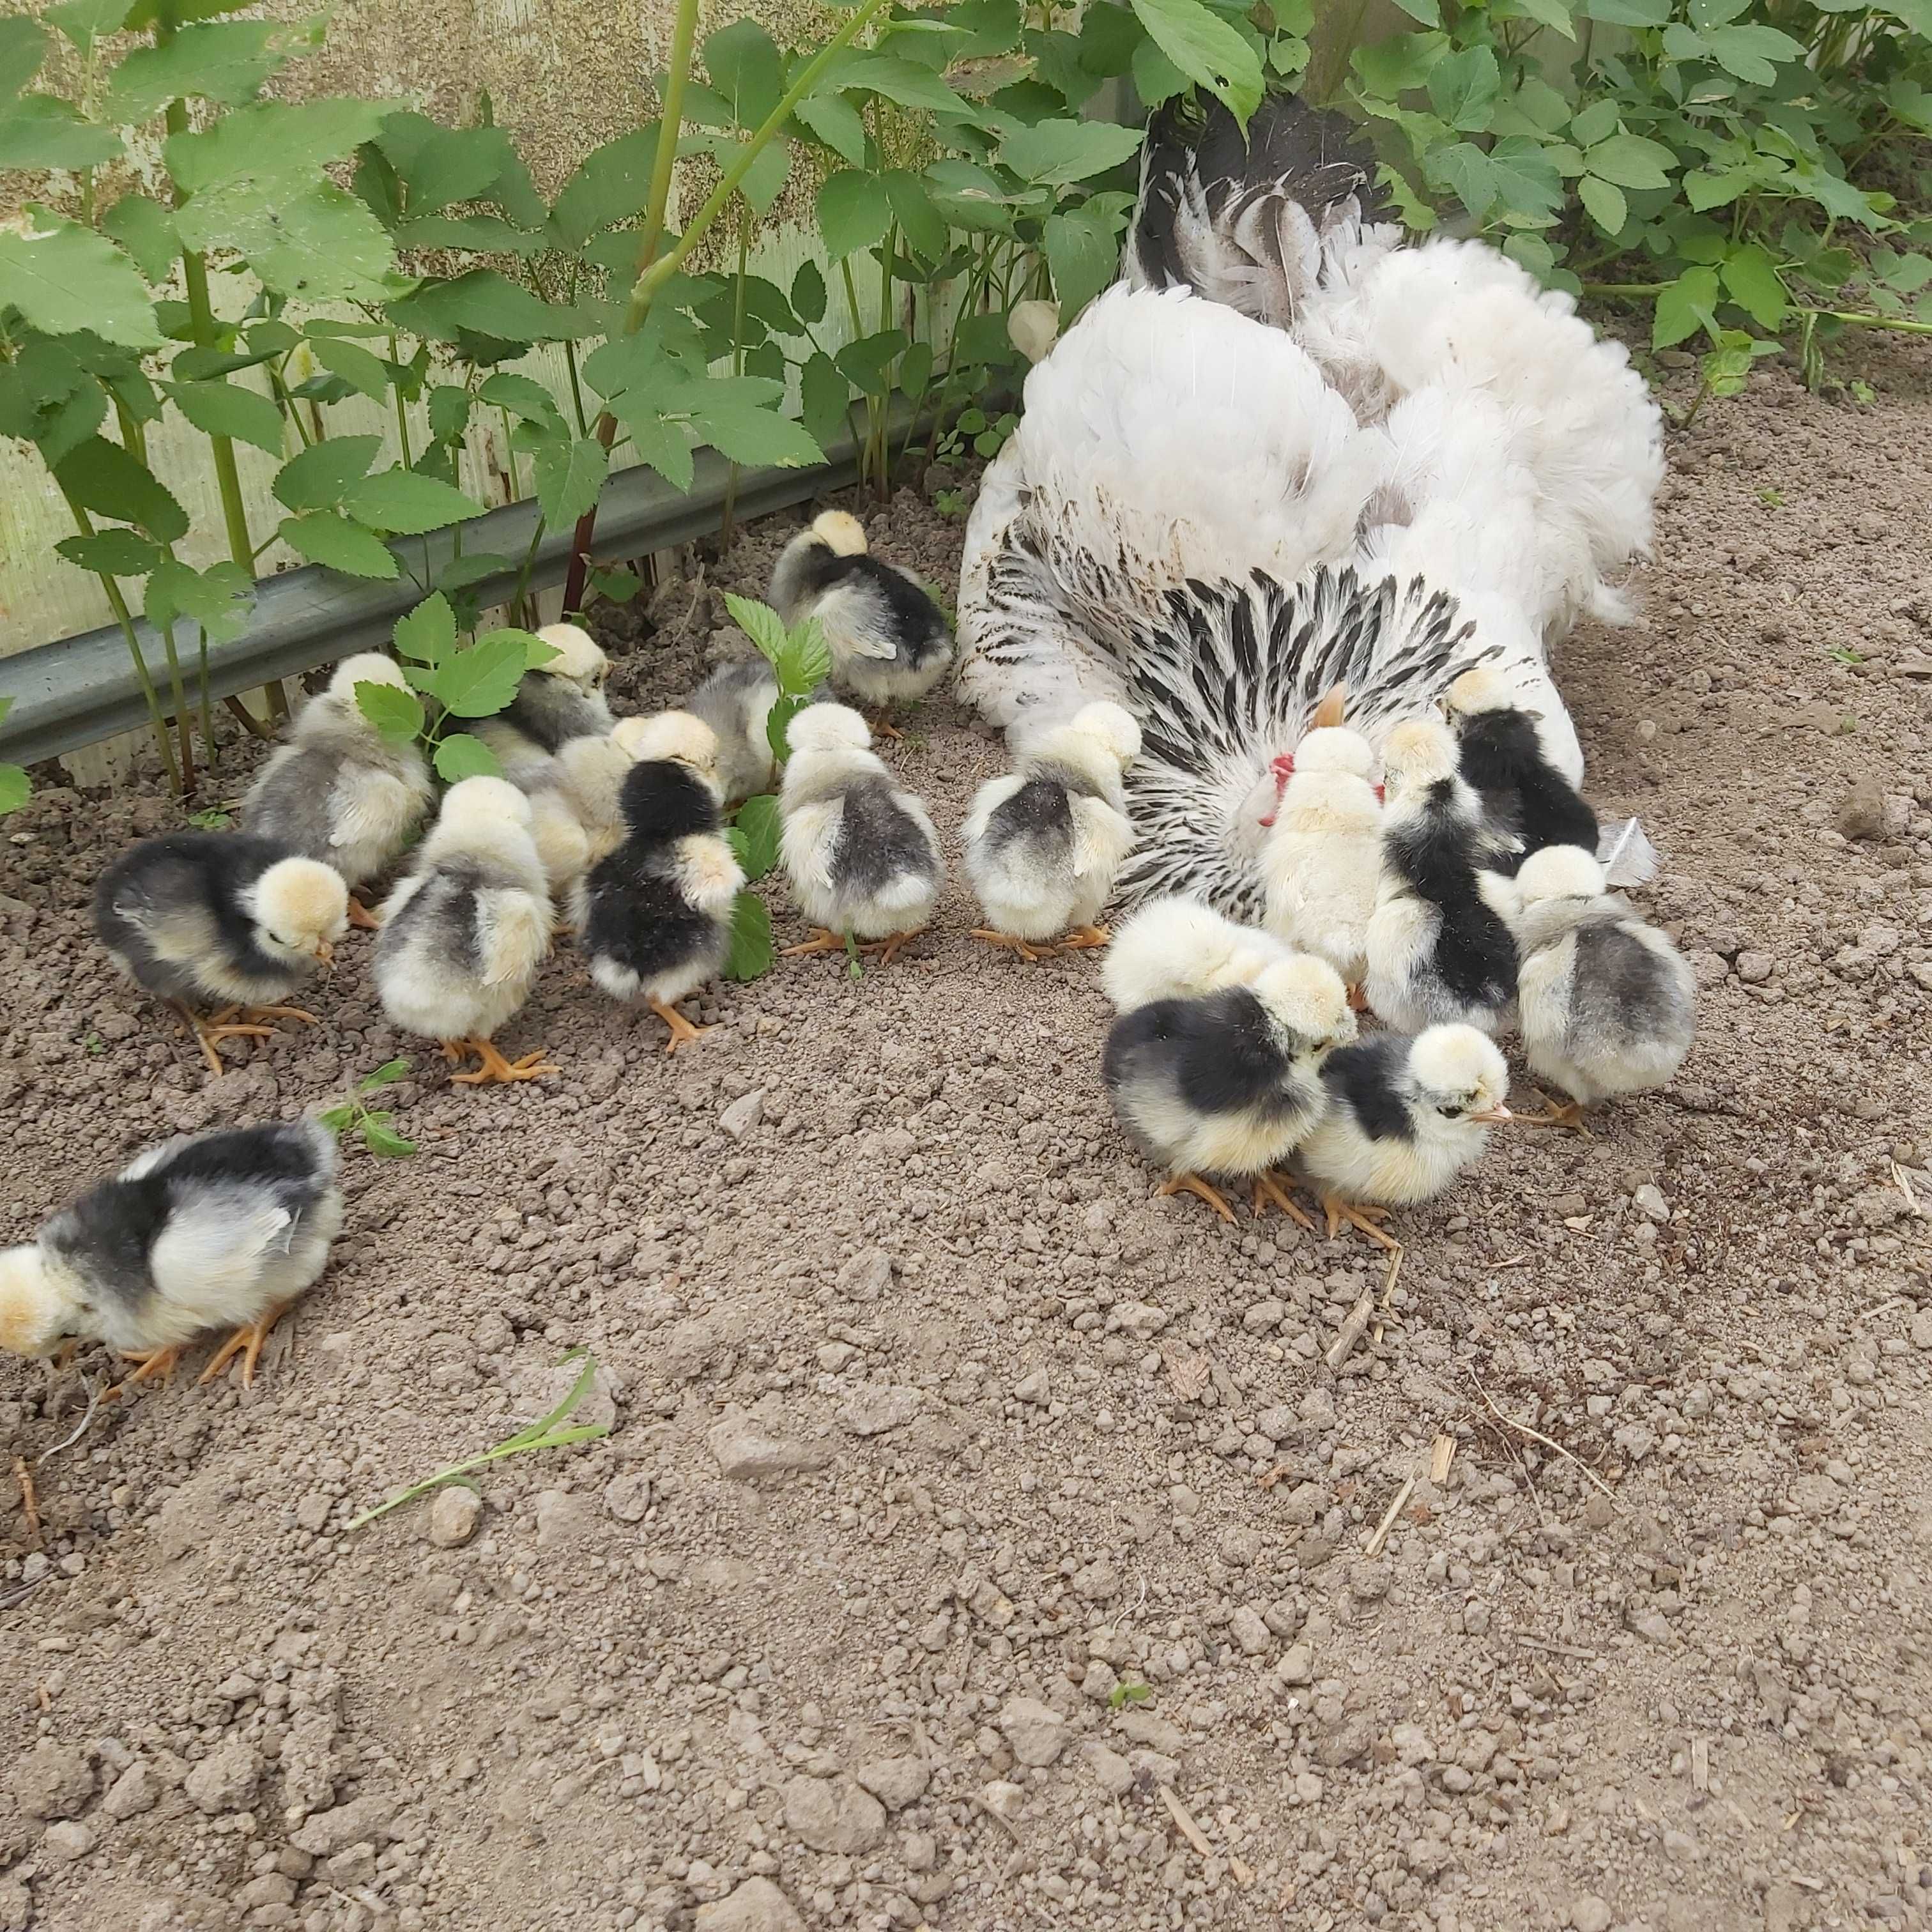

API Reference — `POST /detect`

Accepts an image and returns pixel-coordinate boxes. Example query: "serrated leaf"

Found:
[1584,132,1676,190]
[1045,202,1124,321]
[1703,21,1804,84]
[0,95,124,171]
[426,634,528,717]
[1427,46,1500,131]
[100,195,180,282]
[733,793,782,883]
[343,466,486,535]
[791,259,827,328]
[477,371,565,429]
[531,433,608,528]
[816,50,972,114]
[45,0,130,52]
[1653,264,1721,348]
[723,592,790,667]
[800,351,850,454]
[1129,0,1263,123]
[615,401,697,491]
[793,91,867,165]
[1578,174,1627,236]
[778,617,830,696]
[0,14,47,89]
[274,433,381,511]
[282,512,399,578]
[1720,243,1786,329]
[721,890,774,982]
[431,733,502,782]
[882,167,947,263]
[164,376,286,455]
[55,528,160,576]
[317,1103,356,1133]
[358,1055,413,1090]
[309,335,390,401]
[355,680,426,744]
[203,180,399,303]
[0,208,160,349]
[765,691,810,764]
[105,19,312,121]
[588,567,641,604]
[395,592,456,666]
[692,399,824,468]
[393,123,519,217]
[1000,117,1144,185]
[54,436,187,540]
[550,125,663,247]
[167,96,387,194]
[818,169,893,259]
[427,385,473,445]
[386,268,593,345]
[705,19,784,127]
[146,556,254,645]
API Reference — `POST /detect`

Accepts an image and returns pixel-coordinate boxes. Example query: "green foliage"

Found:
[318,1056,419,1159]
[1107,1680,1153,1710]
[0,696,27,816]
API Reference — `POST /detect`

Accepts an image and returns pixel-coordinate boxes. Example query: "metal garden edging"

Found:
[0,394,951,769]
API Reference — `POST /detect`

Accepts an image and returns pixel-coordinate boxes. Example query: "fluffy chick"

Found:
[95,832,348,1074]
[374,777,556,1084]
[472,622,615,781]
[683,658,779,805]
[1103,955,1355,1224]
[1296,1024,1512,1250]
[240,654,433,924]
[769,510,953,728]
[584,712,743,1053]
[1102,896,1289,1012]
[0,1118,342,1394]
[1259,725,1383,992]
[1443,664,1597,868]
[1508,843,1696,1128]
[1364,718,1519,1035]
[963,701,1141,960]
[779,704,943,965]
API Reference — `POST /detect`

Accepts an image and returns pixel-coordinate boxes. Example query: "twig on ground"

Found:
[1468,1374,1621,1506]
[1326,1291,1375,1372]
[14,1457,43,1548]
[1519,1636,1604,1662]
[37,1377,104,1466]
[972,1795,1022,1843]
[1372,1247,1404,1344]
[1363,1474,1417,1557]
[1430,1433,1457,1484]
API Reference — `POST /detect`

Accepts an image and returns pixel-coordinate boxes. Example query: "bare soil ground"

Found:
[3,336,1931,1932]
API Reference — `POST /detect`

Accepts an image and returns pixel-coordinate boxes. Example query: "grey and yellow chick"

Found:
[584,712,744,1054]
[374,777,556,1084]
[769,511,953,732]
[1505,843,1696,1130]
[779,703,942,967]
[682,657,780,806]
[93,832,348,1074]
[963,701,1141,960]
[240,654,433,926]
[0,1117,342,1396]
[472,622,615,783]
[1101,895,1291,1014]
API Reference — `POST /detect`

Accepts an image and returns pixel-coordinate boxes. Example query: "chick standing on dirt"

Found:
[1103,954,1354,1223]
[683,658,779,806]
[94,832,349,1074]
[0,1118,342,1395]
[239,654,434,927]
[769,510,953,732]
[1443,664,1597,868]
[1363,718,1519,1035]
[1505,843,1697,1128]
[1259,724,1383,995]
[583,712,744,1054]
[1101,896,1289,1012]
[374,777,556,1085]
[778,704,943,966]
[1295,1023,1513,1250]
[963,700,1141,960]
[471,622,615,782]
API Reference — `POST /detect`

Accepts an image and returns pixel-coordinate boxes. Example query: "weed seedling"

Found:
[933,489,969,520]
[344,1348,611,1531]
[1757,487,1785,509]
[187,808,235,830]
[318,1058,418,1158]
[1108,1681,1153,1710]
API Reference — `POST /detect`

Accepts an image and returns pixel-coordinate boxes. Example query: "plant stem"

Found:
[1816,309,1932,335]
[719,208,753,553]
[1583,281,1670,296]
[561,335,591,439]
[633,0,702,286]
[388,334,413,470]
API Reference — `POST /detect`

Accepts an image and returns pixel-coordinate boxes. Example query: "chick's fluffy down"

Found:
[1103,896,1288,1012]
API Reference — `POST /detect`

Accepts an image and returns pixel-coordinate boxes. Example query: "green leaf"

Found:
[56,528,160,576]
[1129,0,1264,123]
[309,335,390,401]
[1702,22,1804,84]
[818,169,893,259]
[721,890,774,982]
[1653,265,1721,348]
[778,617,831,696]
[395,593,456,666]
[342,467,486,536]
[1427,47,1500,132]
[146,556,254,646]
[44,0,131,52]
[432,733,503,783]
[427,385,473,445]
[818,50,972,114]
[392,123,519,217]
[1583,132,1676,191]
[705,19,784,126]
[274,434,381,512]
[54,436,187,540]
[100,195,180,282]
[166,95,388,194]
[883,168,949,263]
[359,1055,414,1091]
[724,592,791,666]
[362,1119,418,1158]
[0,209,160,349]
[691,397,823,468]
[163,376,286,455]
[0,95,124,171]
[193,180,400,303]
[105,19,314,121]
[1387,0,1438,19]
[477,371,565,429]
[615,402,697,491]
[791,259,827,328]
[550,124,664,246]
[792,91,868,165]
[427,634,529,718]
[0,765,24,816]
[588,566,641,603]
[1683,167,1758,212]
[732,793,782,884]
[386,268,594,344]
[1045,203,1124,321]
[1504,0,1574,38]
[281,511,399,578]
[0,14,47,89]
[1577,174,1627,236]
[1720,243,1786,330]
[316,1103,356,1134]
[355,679,426,745]
[1000,116,1144,185]
[532,434,608,528]
[800,351,850,452]
[1582,0,1668,19]
[1569,98,1619,148]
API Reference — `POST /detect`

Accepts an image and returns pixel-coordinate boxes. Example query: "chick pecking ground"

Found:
[1,334,1931,1932]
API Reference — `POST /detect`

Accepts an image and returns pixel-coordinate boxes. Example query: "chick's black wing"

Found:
[1457,710,1597,862]
[1385,787,1517,1006]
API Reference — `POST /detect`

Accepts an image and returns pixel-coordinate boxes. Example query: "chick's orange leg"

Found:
[648,997,712,1055]
[450,1038,558,1084]
[970,928,1052,963]
[1514,1096,1590,1133]
[857,930,920,966]
[345,896,381,931]
[1252,1170,1317,1231]
[102,1344,185,1402]
[1157,1172,1237,1224]
[173,1002,273,1075]
[864,710,904,740]
[1321,1192,1403,1253]
[1057,924,1111,951]
[198,1300,295,1390]
[1346,981,1370,1013]
[781,927,845,958]
[239,1004,320,1027]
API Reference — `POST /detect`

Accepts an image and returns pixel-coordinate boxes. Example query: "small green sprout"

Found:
[318,1057,418,1158]
[933,489,969,520]
[345,1348,611,1531]
[188,807,235,829]
[1850,379,1877,406]
[1827,644,1865,666]
[1108,1681,1153,1710]
[1757,487,1784,509]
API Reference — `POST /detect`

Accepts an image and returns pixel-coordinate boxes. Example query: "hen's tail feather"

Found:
[1125,92,1394,330]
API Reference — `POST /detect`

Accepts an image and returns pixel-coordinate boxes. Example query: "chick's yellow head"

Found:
[330,652,409,700]
[1515,843,1605,903]
[1253,954,1355,1052]
[787,702,871,757]
[534,623,609,690]
[0,1245,72,1358]
[255,858,349,962]
[1380,717,1459,793]
[440,775,533,835]
[620,709,720,779]
[1294,726,1374,779]
[1411,1024,1510,1122]
[1442,664,1514,719]
[810,510,868,558]
[1070,701,1142,770]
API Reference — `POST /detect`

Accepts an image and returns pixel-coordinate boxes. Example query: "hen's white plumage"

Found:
[960,93,1661,918]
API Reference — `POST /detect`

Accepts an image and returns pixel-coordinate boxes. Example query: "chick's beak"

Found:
[1469,1104,1513,1124]
[312,939,335,966]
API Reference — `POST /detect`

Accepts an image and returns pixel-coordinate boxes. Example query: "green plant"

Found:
[1756,486,1786,505]
[933,487,970,518]
[0,699,27,815]
[186,804,234,828]
[1108,1680,1153,1709]
[344,1346,610,1531]
[318,1056,419,1158]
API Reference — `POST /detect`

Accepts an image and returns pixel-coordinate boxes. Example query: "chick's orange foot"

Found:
[856,931,920,966]
[1517,1097,1591,1132]
[970,928,1055,963]
[198,1300,295,1390]
[1321,1192,1403,1253]
[171,1000,275,1075]
[648,997,712,1055]
[103,1344,185,1402]
[780,928,846,958]
[1058,924,1111,951]
[345,897,381,931]
[864,711,905,740]
[1157,1172,1237,1224]
[448,1039,558,1085]
[1252,1171,1317,1230]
